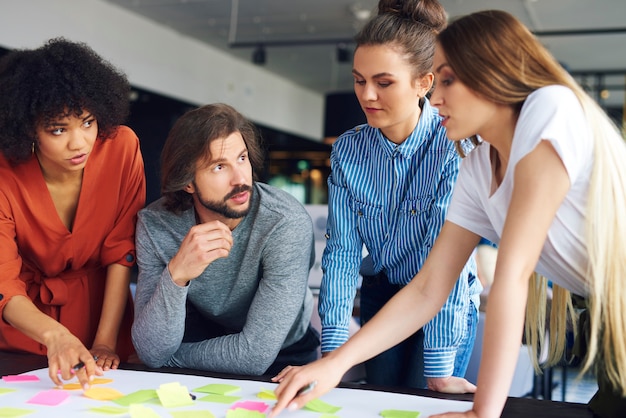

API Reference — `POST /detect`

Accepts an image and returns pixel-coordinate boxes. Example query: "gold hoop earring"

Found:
[31,142,35,154]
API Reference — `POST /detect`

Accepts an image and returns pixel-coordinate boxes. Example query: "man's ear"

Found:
[183,182,195,194]
[416,72,434,97]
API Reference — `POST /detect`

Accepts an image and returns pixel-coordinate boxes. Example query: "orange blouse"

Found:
[0,126,146,360]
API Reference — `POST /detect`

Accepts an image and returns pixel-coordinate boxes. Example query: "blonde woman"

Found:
[270,10,626,418]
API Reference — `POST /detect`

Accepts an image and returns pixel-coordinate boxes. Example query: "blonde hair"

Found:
[440,10,626,392]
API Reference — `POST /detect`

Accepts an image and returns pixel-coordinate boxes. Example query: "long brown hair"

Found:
[439,10,626,393]
[160,103,264,214]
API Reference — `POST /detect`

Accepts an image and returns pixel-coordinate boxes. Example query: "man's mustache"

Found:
[224,185,252,201]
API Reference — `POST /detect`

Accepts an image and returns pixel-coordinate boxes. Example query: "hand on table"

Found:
[268,357,345,418]
[427,376,477,394]
[90,344,120,371]
[45,331,103,389]
[430,411,479,418]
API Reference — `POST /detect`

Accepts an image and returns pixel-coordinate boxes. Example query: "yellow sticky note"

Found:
[129,404,161,418]
[225,409,265,418]
[156,382,194,408]
[0,388,17,395]
[83,387,125,401]
[193,383,240,395]
[379,409,421,418]
[303,398,342,413]
[171,411,216,418]
[112,389,158,406]
[88,405,128,415]
[256,388,277,400]
[0,407,35,417]
[198,394,241,404]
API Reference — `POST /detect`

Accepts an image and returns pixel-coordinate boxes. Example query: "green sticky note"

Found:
[170,411,216,418]
[112,389,158,406]
[225,409,265,418]
[303,398,342,413]
[156,382,194,408]
[198,393,241,404]
[256,388,277,400]
[0,388,17,395]
[0,407,34,417]
[88,406,128,415]
[193,383,241,395]
[129,404,161,418]
[380,409,421,418]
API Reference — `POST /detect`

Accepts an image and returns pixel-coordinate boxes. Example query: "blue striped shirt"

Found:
[319,98,480,377]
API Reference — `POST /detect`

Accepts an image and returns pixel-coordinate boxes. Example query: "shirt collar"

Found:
[375,97,438,159]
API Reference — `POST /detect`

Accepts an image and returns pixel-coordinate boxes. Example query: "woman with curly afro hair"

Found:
[0,38,146,390]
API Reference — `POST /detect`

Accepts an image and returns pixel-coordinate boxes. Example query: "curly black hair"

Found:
[0,38,130,163]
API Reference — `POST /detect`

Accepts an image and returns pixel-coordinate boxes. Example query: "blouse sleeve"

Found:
[99,127,147,268]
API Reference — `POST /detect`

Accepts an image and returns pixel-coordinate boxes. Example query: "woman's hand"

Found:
[268,357,345,418]
[45,330,103,389]
[427,376,477,394]
[90,344,120,371]
[431,411,479,418]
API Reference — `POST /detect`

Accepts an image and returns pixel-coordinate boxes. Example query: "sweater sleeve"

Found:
[131,213,190,367]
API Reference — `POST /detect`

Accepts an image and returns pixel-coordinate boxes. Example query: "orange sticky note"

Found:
[84,387,125,401]
[63,377,114,390]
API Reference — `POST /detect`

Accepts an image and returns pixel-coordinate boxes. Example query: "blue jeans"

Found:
[360,273,478,389]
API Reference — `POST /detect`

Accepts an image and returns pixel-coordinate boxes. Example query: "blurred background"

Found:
[1,0,625,204]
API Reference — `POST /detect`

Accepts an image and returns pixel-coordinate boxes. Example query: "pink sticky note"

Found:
[2,374,40,382]
[27,390,70,406]
[230,401,269,413]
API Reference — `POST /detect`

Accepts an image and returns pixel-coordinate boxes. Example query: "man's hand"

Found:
[427,376,477,394]
[168,220,233,286]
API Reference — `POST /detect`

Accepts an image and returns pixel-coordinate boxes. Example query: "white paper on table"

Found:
[0,367,474,417]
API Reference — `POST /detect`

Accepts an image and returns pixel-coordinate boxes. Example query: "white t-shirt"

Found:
[447,85,593,296]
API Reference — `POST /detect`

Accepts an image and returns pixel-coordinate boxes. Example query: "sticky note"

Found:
[303,398,342,413]
[229,401,269,413]
[226,410,265,418]
[198,393,241,404]
[63,377,114,390]
[193,383,240,395]
[112,389,158,406]
[84,387,125,401]
[0,388,17,395]
[27,390,70,406]
[129,404,161,418]
[170,411,216,418]
[156,382,194,408]
[0,407,35,417]
[88,406,128,415]
[380,409,421,418]
[256,388,276,400]
[1,375,39,382]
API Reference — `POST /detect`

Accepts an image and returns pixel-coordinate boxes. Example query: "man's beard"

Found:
[195,183,253,219]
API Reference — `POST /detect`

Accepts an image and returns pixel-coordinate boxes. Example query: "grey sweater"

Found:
[132,183,314,375]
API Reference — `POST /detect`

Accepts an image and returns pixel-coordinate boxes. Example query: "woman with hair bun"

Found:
[0,38,145,390]
[312,0,480,396]
[270,9,626,418]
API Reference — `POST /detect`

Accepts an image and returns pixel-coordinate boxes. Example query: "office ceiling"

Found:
[103,0,626,108]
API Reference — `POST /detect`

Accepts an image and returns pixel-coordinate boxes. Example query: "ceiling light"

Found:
[350,4,372,22]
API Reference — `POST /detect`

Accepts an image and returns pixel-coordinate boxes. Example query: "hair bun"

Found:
[377,0,447,33]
